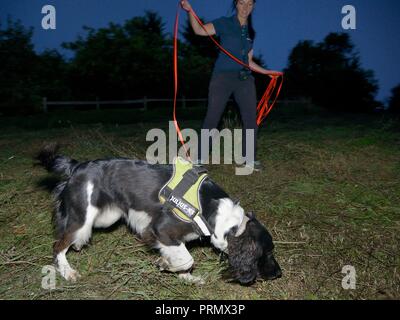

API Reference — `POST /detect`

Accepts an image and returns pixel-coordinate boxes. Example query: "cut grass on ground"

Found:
[0,107,399,299]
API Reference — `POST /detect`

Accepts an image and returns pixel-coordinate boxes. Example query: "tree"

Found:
[181,18,219,60]
[36,49,70,101]
[0,18,40,114]
[63,11,172,100]
[284,33,379,112]
[388,84,400,113]
[0,18,70,115]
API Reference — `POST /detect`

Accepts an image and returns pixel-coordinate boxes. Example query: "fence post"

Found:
[42,97,48,113]
[182,96,186,109]
[143,96,147,111]
[96,97,100,111]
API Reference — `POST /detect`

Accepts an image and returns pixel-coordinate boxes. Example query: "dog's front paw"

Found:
[59,266,81,282]
[178,273,205,285]
[67,270,81,282]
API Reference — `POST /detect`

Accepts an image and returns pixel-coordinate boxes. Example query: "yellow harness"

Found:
[159,157,212,236]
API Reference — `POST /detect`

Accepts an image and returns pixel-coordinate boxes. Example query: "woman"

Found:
[181,0,279,171]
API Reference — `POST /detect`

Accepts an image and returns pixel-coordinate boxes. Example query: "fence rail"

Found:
[42,96,311,113]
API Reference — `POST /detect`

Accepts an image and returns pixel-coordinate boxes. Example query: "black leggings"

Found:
[200,72,258,161]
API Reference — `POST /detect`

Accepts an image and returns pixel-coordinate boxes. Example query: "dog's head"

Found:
[227,212,282,285]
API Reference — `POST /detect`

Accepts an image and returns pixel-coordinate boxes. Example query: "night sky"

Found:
[1,0,399,103]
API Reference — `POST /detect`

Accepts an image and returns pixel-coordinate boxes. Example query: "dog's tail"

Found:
[36,143,79,178]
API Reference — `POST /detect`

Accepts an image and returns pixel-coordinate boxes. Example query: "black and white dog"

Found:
[37,144,281,285]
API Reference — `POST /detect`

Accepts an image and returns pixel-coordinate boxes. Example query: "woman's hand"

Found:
[264,70,284,78]
[181,0,192,12]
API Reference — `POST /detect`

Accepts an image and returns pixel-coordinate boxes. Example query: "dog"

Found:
[36,144,282,285]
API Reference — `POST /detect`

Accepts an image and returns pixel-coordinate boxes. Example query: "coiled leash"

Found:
[173,1,284,158]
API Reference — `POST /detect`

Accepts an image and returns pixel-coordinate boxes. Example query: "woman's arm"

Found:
[181,0,216,36]
[248,50,283,77]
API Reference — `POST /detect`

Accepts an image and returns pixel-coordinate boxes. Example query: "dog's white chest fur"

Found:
[211,199,245,252]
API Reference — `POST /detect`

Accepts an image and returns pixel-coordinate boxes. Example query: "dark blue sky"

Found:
[1,0,400,103]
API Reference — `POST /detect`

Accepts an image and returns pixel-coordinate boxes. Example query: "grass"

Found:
[0,104,399,300]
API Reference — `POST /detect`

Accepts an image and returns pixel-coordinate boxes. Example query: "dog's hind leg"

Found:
[54,206,99,280]
[54,181,99,281]
[53,233,81,282]
[71,181,99,250]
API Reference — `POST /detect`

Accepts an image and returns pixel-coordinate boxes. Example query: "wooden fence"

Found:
[42,97,311,113]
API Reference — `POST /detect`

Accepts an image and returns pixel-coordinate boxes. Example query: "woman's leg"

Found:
[199,74,235,162]
[233,76,258,162]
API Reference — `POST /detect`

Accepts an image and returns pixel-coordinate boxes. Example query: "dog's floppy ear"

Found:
[227,225,261,285]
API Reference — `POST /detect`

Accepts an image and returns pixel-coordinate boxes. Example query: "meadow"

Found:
[0,104,399,299]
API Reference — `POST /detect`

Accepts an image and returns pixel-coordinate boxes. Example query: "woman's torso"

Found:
[211,15,253,76]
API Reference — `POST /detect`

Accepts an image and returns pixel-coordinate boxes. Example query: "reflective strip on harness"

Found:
[159,157,211,236]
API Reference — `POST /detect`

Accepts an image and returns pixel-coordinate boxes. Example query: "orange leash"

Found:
[173,5,191,159]
[173,3,284,158]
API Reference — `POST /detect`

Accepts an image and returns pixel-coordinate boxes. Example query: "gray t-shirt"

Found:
[211,15,253,75]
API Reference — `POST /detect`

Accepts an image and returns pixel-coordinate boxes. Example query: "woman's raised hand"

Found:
[181,0,192,12]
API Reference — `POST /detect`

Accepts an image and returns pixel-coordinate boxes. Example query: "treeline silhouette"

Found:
[1,11,398,116]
